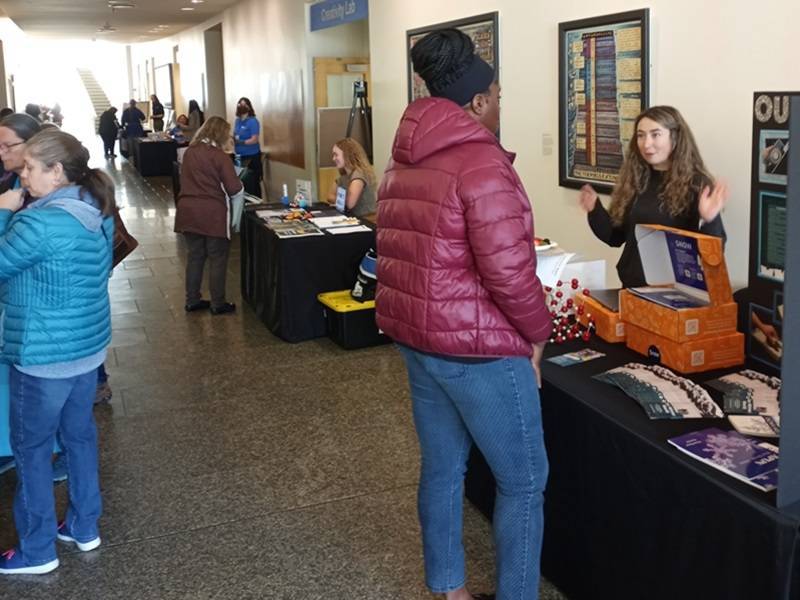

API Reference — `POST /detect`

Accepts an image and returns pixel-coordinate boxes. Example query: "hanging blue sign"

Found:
[310,0,368,32]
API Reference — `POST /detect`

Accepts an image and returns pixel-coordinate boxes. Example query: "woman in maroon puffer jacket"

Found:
[376,30,551,600]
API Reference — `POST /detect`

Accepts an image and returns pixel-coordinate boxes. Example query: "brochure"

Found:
[327,225,372,234]
[628,286,709,310]
[269,221,324,238]
[594,363,723,419]
[311,216,360,229]
[547,348,605,367]
[728,415,780,438]
[705,370,781,416]
[667,428,779,492]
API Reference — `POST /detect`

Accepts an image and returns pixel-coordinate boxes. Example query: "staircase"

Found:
[77,68,111,131]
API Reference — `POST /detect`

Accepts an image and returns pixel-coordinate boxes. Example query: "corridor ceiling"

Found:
[0,0,242,43]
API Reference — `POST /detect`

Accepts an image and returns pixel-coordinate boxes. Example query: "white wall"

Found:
[368,0,800,288]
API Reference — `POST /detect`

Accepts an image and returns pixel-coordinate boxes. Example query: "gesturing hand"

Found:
[698,180,729,223]
[0,189,23,212]
[578,184,598,213]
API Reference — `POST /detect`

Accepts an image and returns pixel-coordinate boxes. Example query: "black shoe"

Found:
[185,300,211,312]
[472,595,495,600]
[210,302,236,315]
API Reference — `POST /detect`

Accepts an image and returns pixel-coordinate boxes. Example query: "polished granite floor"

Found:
[0,142,567,600]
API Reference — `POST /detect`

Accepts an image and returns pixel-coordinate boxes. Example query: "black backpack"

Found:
[351,248,377,302]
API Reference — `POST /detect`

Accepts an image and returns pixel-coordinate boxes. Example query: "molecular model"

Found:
[545,278,596,344]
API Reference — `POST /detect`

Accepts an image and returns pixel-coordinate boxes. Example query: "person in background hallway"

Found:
[174,116,242,315]
[0,129,115,575]
[121,99,145,139]
[24,103,42,122]
[50,104,63,128]
[233,97,262,197]
[0,113,42,193]
[0,109,12,178]
[98,107,120,158]
[150,94,164,132]
[169,114,190,146]
[180,100,204,141]
[578,105,728,288]
[326,137,376,218]
[375,29,551,600]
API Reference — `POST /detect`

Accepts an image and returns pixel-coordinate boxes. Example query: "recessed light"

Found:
[180,7,194,10]
[190,0,204,3]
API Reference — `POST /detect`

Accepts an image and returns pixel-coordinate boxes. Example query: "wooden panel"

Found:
[313,57,370,108]
[317,107,368,168]
[318,167,339,203]
[262,70,305,169]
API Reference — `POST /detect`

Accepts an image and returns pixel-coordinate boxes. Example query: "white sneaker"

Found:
[56,522,101,552]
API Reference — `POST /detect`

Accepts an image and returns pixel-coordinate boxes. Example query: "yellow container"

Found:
[317,290,387,349]
[317,289,375,312]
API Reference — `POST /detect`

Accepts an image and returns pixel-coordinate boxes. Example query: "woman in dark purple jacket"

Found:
[175,116,242,315]
[376,30,551,600]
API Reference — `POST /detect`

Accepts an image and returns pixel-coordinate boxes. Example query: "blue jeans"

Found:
[398,347,548,600]
[9,368,102,564]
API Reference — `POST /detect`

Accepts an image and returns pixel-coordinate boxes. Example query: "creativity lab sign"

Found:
[310,0,368,32]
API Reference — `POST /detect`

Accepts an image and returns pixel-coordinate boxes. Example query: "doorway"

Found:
[314,57,371,202]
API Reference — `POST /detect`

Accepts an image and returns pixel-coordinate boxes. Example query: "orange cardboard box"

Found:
[619,292,738,342]
[575,293,626,343]
[625,323,744,374]
[619,225,737,342]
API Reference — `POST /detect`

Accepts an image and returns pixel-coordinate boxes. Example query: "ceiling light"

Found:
[191,0,205,3]
[181,7,195,10]
[108,1,136,8]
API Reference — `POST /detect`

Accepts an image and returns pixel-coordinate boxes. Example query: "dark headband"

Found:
[430,55,496,106]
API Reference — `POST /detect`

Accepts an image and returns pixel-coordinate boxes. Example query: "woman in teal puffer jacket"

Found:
[0,129,115,576]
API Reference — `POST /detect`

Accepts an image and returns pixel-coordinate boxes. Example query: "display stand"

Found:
[778,96,800,509]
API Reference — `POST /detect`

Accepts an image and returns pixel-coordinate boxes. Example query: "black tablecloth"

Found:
[130,138,177,176]
[240,206,375,342]
[465,338,800,600]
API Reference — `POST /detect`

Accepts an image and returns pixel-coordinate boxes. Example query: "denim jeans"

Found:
[183,233,231,307]
[398,346,548,600]
[9,368,102,565]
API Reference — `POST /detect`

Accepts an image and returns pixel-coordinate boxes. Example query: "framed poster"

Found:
[406,12,498,103]
[558,9,649,193]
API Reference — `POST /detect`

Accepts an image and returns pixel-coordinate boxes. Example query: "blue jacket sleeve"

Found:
[0,210,48,282]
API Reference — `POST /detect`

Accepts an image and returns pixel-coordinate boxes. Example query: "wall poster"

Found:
[558,9,649,193]
[406,12,498,104]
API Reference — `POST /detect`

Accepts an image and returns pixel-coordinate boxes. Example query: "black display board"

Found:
[747,92,799,374]
[778,97,800,509]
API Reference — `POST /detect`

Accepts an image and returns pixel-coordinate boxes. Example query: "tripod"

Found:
[346,79,373,162]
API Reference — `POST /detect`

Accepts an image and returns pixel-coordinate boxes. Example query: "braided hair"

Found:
[411,29,476,98]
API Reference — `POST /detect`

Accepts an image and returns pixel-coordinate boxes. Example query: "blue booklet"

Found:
[628,286,709,309]
[667,428,779,492]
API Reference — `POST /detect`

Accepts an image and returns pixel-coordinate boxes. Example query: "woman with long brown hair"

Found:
[578,105,728,288]
[326,137,376,217]
[174,116,243,315]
